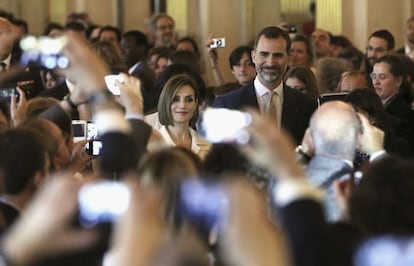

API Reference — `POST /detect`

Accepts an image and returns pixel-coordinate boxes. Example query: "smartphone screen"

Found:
[78,181,130,227]
[179,179,228,229]
[198,108,252,144]
[85,140,103,156]
[72,120,87,142]
[0,86,19,103]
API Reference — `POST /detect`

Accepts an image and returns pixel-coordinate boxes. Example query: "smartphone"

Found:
[104,75,124,95]
[317,92,349,107]
[20,35,69,69]
[209,38,226,48]
[85,140,103,156]
[198,108,252,143]
[0,86,17,103]
[179,179,228,229]
[354,235,414,266]
[86,121,98,139]
[72,120,87,142]
[289,25,297,33]
[78,181,130,228]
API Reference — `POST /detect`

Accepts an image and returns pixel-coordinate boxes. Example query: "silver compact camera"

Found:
[210,38,226,48]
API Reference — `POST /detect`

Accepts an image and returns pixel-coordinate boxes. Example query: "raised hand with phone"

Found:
[10,86,27,127]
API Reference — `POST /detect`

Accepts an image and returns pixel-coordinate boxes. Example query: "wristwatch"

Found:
[64,95,78,110]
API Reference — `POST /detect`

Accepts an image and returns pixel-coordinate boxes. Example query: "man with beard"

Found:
[213,26,315,144]
[396,17,414,58]
[363,29,395,73]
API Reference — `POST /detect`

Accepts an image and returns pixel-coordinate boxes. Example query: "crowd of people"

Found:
[0,8,413,266]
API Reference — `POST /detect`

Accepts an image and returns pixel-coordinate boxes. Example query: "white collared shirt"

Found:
[405,44,414,58]
[254,77,284,126]
[157,126,211,159]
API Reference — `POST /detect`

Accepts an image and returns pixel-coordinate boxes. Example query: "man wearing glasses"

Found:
[152,14,176,49]
[364,29,395,72]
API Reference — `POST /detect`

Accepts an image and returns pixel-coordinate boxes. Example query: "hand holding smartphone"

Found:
[209,38,226,48]
[104,75,124,95]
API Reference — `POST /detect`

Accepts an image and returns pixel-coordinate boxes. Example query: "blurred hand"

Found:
[300,128,315,158]
[221,180,292,266]
[109,176,166,266]
[1,175,99,265]
[117,73,144,115]
[205,34,218,66]
[60,32,110,94]
[10,87,27,127]
[241,109,305,180]
[333,178,352,220]
[70,139,93,174]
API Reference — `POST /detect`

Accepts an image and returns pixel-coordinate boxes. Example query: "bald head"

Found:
[310,101,361,159]
[0,17,17,60]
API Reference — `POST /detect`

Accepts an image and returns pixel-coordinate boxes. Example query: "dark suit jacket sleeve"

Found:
[212,95,227,108]
[128,118,152,159]
[99,119,151,178]
[278,199,330,266]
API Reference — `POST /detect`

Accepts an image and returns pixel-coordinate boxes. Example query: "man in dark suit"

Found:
[0,128,49,234]
[212,26,315,144]
[121,30,156,113]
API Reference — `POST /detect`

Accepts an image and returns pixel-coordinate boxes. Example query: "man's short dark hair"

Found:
[0,128,47,194]
[123,30,148,48]
[337,47,365,70]
[369,29,395,50]
[229,46,253,69]
[64,21,86,33]
[254,26,291,53]
[99,25,122,43]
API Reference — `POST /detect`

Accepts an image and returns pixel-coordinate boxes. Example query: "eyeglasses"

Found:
[157,24,174,30]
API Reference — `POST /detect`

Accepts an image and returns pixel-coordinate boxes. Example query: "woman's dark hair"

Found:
[337,47,364,70]
[168,50,201,75]
[284,66,319,100]
[157,74,199,127]
[373,55,413,104]
[350,156,414,235]
[344,88,393,139]
[153,63,206,113]
[177,36,200,58]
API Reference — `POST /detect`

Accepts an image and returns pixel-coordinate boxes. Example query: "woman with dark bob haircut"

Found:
[344,88,409,156]
[156,74,211,159]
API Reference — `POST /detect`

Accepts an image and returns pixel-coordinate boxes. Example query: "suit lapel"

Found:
[245,82,260,109]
